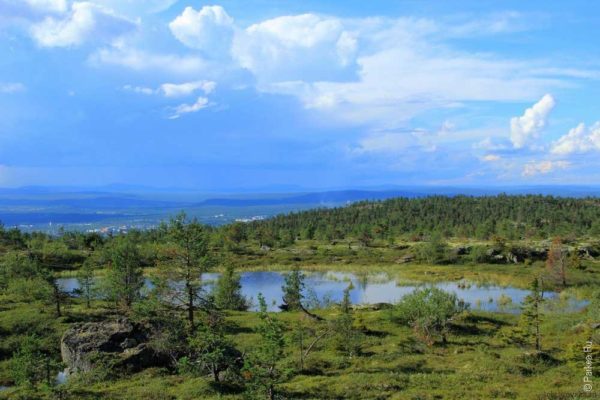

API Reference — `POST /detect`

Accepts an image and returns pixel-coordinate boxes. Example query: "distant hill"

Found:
[1,185,600,232]
[196,190,425,207]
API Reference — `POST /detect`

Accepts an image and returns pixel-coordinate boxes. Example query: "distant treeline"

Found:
[2,195,600,257]
[239,195,600,242]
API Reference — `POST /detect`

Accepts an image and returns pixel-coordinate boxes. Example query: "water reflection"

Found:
[57,271,587,313]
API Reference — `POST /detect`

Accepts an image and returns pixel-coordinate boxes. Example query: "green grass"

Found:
[3,238,600,399]
[1,292,597,400]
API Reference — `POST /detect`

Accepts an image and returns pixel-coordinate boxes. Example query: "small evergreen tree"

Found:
[415,233,450,265]
[184,310,241,383]
[281,267,304,311]
[214,263,248,311]
[519,277,544,351]
[156,212,214,333]
[11,335,60,387]
[78,257,96,308]
[333,285,362,358]
[243,294,286,400]
[103,235,144,311]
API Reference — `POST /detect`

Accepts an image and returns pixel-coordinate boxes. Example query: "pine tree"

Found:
[103,235,144,311]
[78,257,96,308]
[333,285,362,358]
[186,310,241,383]
[214,263,248,311]
[281,267,304,311]
[157,212,214,333]
[519,277,544,351]
[243,294,286,400]
[11,335,59,387]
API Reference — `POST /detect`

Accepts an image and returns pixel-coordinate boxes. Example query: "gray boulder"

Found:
[61,317,165,374]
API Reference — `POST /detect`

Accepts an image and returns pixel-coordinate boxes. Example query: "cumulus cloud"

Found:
[169,5,234,58]
[169,96,210,119]
[161,6,582,131]
[168,6,358,82]
[522,160,570,177]
[0,82,26,93]
[30,2,137,47]
[550,122,600,155]
[509,94,555,149]
[232,13,356,82]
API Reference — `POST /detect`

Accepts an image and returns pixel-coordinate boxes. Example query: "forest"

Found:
[0,195,599,399]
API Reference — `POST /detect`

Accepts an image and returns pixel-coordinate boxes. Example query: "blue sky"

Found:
[0,0,599,190]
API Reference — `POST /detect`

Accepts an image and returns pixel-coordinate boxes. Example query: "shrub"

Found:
[390,287,468,345]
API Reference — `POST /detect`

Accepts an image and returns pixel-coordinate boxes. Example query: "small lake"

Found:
[57,271,586,313]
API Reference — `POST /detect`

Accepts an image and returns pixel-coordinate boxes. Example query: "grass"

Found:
[0,292,598,399]
[4,238,600,399]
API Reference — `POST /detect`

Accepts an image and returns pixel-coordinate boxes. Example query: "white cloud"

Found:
[30,2,137,47]
[0,82,26,93]
[169,5,234,58]
[509,94,555,149]
[522,160,570,177]
[169,96,210,119]
[482,154,501,162]
[90,47,207,75]
[160,80,216,97]
[266,49,560,129]
[232,13,356,82]
[550,122,600,155]
[123,81,216,98]
[162,6,583,131]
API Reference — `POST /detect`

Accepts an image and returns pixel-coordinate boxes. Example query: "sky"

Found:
[0,0,599,191]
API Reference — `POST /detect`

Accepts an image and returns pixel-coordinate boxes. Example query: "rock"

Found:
[61,317,166,374]
[454,246,470,256]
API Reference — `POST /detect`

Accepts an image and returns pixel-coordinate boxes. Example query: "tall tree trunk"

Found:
[53,283,62,317]
[187,284,195,333]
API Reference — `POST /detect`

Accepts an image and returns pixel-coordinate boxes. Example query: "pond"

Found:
[57,271,587,313]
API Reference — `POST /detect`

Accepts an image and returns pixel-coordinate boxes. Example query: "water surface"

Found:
[57,270,586,312]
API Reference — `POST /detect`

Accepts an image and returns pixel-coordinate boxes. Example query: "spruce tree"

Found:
[519,277,544,351]
[214,263,247,311]
[243,294,286,400]
[281,267,304,311]
[103,235,144,311]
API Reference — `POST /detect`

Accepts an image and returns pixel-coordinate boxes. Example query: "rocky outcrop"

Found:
[61,317,166,374]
